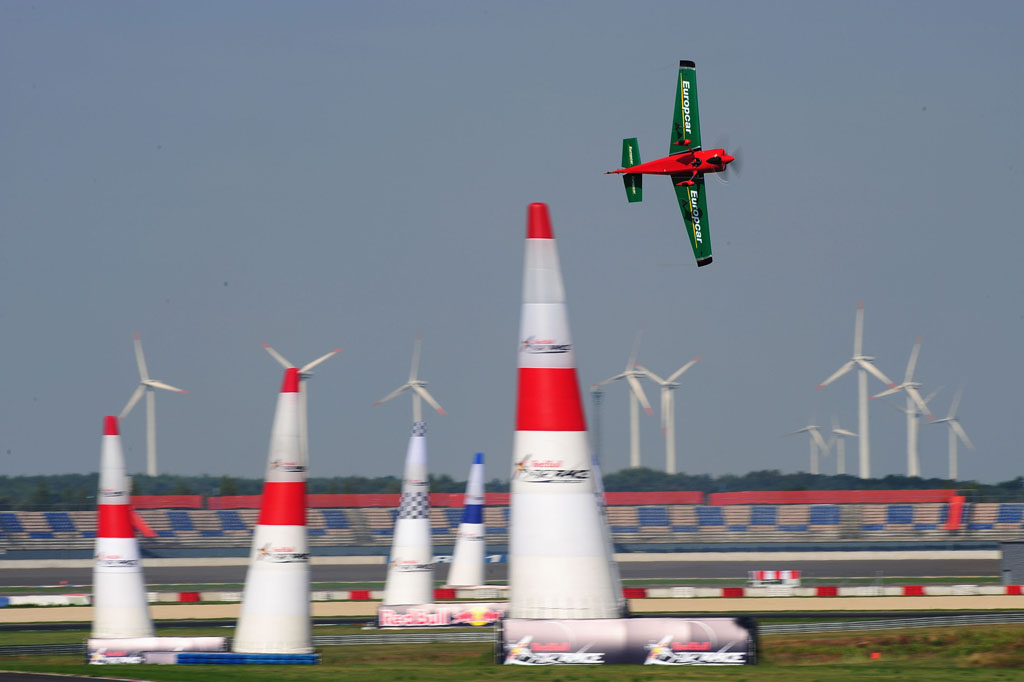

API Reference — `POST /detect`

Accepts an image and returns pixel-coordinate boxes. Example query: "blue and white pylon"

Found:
[446,452,486,587]
[234,368,312,654]
[508,202,626,619]
[92,416,154,639]
[382,422,435,605]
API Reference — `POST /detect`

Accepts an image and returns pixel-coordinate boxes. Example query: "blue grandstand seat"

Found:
[0,512,26,534]
[167,510,195,531]
[390,509,398,523]
[156,530,175,537]
[321,509,350,530]
[778,524,809,532]
[750,506,777,526]
[887,504,913,524]
[637,506,670,526]
[968,522,995,530]
[809,505,839,525]
[997,503,1024,524]
[431,528,449,535]
[216,510,248,531]
[611,526,640,533]
[309,528,326,537]
[371,528,393,536]
[81,531,96,538]
[696,507,724,526]
[728,525,748,532]
[861,523,885,531]
[672,525,698,532]
[29,531,54,539]
[445,508,462,527]
[44,512,76,533]
[199,529,224,537]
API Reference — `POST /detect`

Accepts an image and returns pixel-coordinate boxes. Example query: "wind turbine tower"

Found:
[786,419,830,475]
[635,356,700,474]
[593,333,654,469]
[816,302,896,479]
[120,333,188,477]
[828,417,857,476]
[871,337,934,477]
[931,387,974,480]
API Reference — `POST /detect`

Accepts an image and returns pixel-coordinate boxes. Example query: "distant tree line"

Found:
[1,469,1022,510]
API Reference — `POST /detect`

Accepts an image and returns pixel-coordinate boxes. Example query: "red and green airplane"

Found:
[606,60,735,267]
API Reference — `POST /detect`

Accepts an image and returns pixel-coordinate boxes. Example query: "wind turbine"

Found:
[816,301,896,479]
[870,337,933,477]
[828,417,857,476]
[930,387,973,481]
[119,333,188,477]
[261,343,342,461]
[593,333,654,469]
[786,419,830,475]
[635,356,701,474]
[374,336,446,422]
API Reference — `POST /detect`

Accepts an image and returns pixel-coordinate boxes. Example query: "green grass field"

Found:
[3,624,1024,681]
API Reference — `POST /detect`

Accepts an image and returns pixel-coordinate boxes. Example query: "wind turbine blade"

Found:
[905,337,922,383]
[853,301,864,358]
[261,342,293,369]
[411,384,446,415]
[833,428,858,437]
[667,356,701,382]
[951,420,974,450]
[818,360,855,389]
[785,426,813,436]
[132,333,150,380]
[949,387,963,419]
[595,372,627,386]
[120,384,146,419]
[905,386,933,419]
[409,335,423,382]
[625,374,653,414]
[374,384,410,406]
[924,386,943,406]
[810,428,829,453]
[301,348,342,373]
[857,359,897,387]
[144,380,188,394]
[627,329,645,368]
[871,385,903,400]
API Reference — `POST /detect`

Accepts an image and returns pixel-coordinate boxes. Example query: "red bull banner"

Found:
[498,617,757,665]
[377,602,507,628]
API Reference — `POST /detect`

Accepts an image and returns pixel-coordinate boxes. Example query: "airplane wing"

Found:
[672,175,712,266]
[670,60,702,153]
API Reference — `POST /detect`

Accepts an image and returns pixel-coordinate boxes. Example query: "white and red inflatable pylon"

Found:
[508,203,626,619]
[92,415,154,639]
[234,368,312,654]
[446,452,486,587]
[382,421,435,605]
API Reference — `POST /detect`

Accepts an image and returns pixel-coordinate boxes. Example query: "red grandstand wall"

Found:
[205,491,703,508]
[707,490,957,505]
[131,495,203,509]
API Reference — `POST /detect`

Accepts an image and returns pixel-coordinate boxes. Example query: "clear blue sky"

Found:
[2,1,1022,484]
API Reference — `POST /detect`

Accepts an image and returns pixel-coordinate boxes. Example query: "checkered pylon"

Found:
[398,491,430,519]
[412,421,426,437]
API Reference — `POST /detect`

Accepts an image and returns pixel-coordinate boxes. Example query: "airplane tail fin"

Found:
[621,138,642,203]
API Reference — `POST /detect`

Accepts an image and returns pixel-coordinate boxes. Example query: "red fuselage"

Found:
[609,149,735,177]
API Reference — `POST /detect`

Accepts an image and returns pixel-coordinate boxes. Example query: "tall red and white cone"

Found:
[508,203,625,619]
[234,368,312,653]
[92,416,154,639]
[382,421,434,605]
